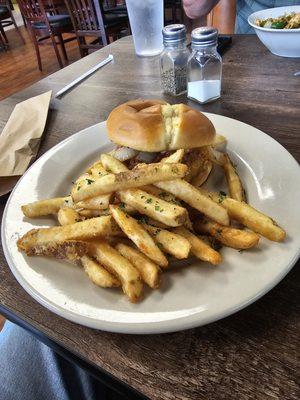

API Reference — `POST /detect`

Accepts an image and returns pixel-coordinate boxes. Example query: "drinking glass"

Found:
[126,0,164,56]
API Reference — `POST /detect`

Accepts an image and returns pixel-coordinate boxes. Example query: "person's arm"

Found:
[182,0,220,18]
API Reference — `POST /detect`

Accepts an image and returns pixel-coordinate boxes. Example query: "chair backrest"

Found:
[207,0,236,34]
[64,0,105,33]
[16,0,47,22]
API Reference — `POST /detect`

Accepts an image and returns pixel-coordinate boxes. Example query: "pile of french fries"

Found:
[17,137,286,303]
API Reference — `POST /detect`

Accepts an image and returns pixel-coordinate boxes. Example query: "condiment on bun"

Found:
[107,99,216,152]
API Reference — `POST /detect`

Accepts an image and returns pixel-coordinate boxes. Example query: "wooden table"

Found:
[0,36,299,400]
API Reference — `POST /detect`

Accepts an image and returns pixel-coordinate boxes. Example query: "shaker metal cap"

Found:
[162,24,186,43]
[191,26,218,47]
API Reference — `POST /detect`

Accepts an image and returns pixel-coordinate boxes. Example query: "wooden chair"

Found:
[64,0,129,57]
[16,0,76,70]
[164,0,184,25]
[0,0,25,45]
[207,0,236,34]
[0,29,7,49]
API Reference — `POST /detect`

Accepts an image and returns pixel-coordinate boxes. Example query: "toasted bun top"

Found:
[106,99,216,152]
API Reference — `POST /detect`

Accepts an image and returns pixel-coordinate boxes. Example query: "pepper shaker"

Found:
[160,24,190,96]
[187,27,222,104]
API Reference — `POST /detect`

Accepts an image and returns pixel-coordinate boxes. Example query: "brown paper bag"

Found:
[0,90,52,196]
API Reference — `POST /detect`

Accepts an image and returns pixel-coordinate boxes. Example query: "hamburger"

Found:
[106,99,216,166]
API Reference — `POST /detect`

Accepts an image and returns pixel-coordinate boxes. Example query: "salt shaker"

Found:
[160,24,190,96]
[187,27,222,104]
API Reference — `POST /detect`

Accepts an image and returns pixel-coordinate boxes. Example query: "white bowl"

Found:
[248,6,300,58]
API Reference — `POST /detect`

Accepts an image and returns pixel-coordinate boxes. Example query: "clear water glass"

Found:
[126,0,164,57]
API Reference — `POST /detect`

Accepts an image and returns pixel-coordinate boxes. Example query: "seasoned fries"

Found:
[194,219,260,249]
[174,227,222,265]
[161,149,185,163]
[110,205,168,267]
[23,240,89,261]
[155,179,230,226]
[118,188,188,227]
[202,190,286,242]
[116,243,161,289]
[22,197,71,218]
[81,255,120,288]
[143,223,191,259]
[101,153,128,173]
[89,240,143,302]
[57,208,81,226]
[76,194,111,210]
[17,125,287,303]
[221,153,246,202]
[17,216,121,253]
[72,162,187,202]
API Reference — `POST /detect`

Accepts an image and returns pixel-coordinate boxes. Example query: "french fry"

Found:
[101,155,182,214]
[23,239,89,261]
[221,153,246,202]
[57,208,82,226]
[191,161,213,187]
[17,216,122,253]
[21,197,71,218]
[77,209,110,218]
[211,134,227,148]
[142,184,181,205]
[194,219,260,249]
[72,162,187,202]
[86,161,108,177]
[116,243,161,289]
[89,240,143,302]
[81,255,120,288]
[202,190,286,242]
[118,188,188,227]
[173,227,222,265]
[109,205,168,267]
[76,194,111,210]
[160,149,185,163]
[101,153,128,173]
[57,206,121,288]
[207,147,225,166]
[143,223,191,259]
[155,179,230,226]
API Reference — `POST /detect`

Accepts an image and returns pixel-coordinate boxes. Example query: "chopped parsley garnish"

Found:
[77,185,81,191]
[146,198,152,204]
[155,205,160,211]
[218,191,227,203]
[141,195,145,199]
[119,202,125,210]
[86,179,94,185]
[216,229,222,235]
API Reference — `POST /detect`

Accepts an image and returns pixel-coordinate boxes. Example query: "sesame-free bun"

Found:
[106,99,216,152]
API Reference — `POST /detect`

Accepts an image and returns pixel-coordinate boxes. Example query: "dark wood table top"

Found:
[0,35,299,400]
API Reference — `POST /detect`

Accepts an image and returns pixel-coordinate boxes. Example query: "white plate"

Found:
[2,113,300,334]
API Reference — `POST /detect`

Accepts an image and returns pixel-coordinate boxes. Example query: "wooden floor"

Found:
[0,26,82,100]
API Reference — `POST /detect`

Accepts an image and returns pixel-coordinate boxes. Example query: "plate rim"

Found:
[2,113,300,334]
